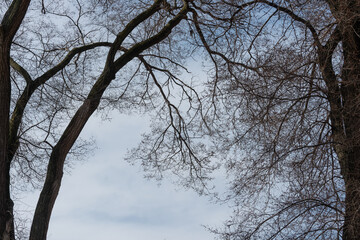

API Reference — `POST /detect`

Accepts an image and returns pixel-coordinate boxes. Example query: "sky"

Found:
[19,112,230,240]
[11,2,231,237]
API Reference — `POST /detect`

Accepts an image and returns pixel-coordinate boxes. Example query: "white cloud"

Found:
[20,112,230,240]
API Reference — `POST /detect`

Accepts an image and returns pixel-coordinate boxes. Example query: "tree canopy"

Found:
[1,0,360,240]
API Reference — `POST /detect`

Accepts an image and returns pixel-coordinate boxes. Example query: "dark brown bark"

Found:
[325,1,360,239]
[339,13,360,240]
[0,1,31,239]
[0,26,13,240]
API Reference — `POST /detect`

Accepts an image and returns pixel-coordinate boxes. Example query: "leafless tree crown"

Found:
[1,0,360,240]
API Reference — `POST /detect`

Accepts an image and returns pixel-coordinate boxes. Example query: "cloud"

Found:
[18,113,230,240]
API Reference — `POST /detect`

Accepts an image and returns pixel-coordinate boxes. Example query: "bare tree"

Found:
[130,0,360,239]
[190,0,357,239]
[2,0,360,239]
[0,0,204,239]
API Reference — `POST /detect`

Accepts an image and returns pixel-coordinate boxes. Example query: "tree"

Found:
[184,0,358,239]
[1,0,360,240]
[130,0,360,239]
[0,0,203,239]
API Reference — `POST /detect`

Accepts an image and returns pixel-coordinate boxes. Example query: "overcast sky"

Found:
[19,112,230,240]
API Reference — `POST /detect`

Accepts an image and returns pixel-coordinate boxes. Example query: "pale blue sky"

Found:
[19,112,230,240]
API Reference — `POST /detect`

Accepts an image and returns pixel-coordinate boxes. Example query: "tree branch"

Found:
[1,0,31,44]
[8,42,112,164]
[29,2,190,239]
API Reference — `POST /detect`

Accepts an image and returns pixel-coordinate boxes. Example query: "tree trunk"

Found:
[29,70,112,239]
[0,27,14,240]
[29,99,99,240]
[0,1,32,239]
[333,1,360,239]
[343,165,360,239]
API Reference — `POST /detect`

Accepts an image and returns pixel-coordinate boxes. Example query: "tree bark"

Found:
[0,1,31,239]
[29,97,102,240]
[340,15,360,240]
[0,25,14,240]
[326,1,360,239]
